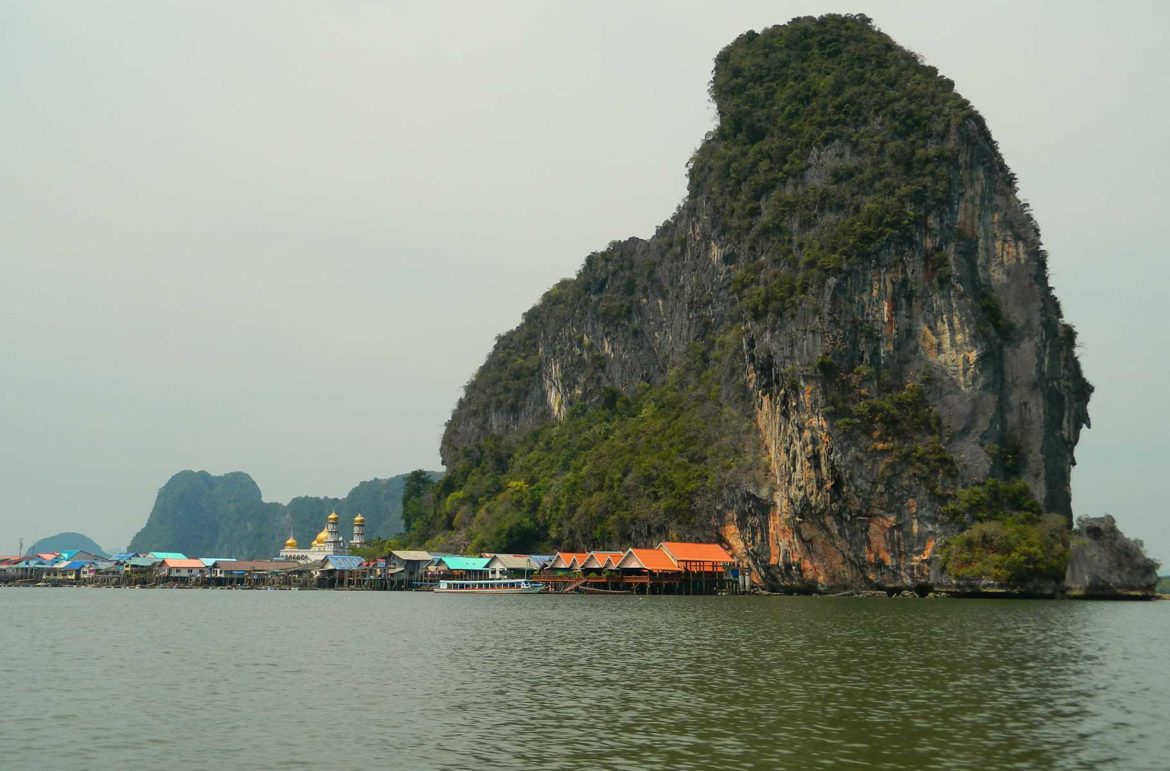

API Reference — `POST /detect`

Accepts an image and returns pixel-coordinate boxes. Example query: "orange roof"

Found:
[549,552,591,569]
[658,542,735,564]
[161,558,205,568]
[619,548,680,572]
[581,551,623,568]
[564,552,590,567]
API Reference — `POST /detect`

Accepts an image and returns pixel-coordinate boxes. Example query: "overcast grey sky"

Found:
[2,1,1166,560]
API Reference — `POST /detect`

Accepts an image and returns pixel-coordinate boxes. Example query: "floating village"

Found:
[1,511,752,594]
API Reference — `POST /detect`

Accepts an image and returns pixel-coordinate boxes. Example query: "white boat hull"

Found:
[434,579,546,594]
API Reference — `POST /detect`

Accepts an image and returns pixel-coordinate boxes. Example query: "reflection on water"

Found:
[0,590,1166,770]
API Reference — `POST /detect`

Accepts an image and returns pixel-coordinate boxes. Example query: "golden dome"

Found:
[285,536,298,549]
[327,512,339,523]
[314,528,328,544]
[353,513,364,524]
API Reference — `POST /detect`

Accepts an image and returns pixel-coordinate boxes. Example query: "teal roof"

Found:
[126,557,159,567]
[439,556,490,571]
[149,552,186,559]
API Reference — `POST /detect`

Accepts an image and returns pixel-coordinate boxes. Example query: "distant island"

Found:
[25,532,106,558]
[126,469,440,559]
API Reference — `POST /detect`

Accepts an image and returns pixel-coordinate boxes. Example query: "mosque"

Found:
[278,511,365,562]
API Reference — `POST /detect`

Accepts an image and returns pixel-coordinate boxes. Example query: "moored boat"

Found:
[434,578,546,594]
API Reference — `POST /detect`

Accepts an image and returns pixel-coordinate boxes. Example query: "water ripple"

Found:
[0,590,1167,769]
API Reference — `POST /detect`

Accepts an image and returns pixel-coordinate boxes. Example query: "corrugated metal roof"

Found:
[438,556,490,571]
[484,554,532,570]
[529,555,553,568]
[149,552,187,560]
[110,552,136,561]
[17,558,53,567]
[322,555,363,570]
[126,557,159,567]
[214,560,299,572]
[200,558,235,566]
[390,550,433,562]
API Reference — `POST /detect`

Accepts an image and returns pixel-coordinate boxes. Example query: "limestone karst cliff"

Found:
[127,470,426,558]
[431,14,1092,591]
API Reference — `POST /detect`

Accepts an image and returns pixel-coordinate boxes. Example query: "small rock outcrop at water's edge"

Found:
[419,14,1151,594]
[1064,515,1159,598]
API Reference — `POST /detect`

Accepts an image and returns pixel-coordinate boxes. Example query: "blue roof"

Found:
[323,555,363,570]
[60,560,90,570]
[439,556,491,571]
[110,552,136,561]
[149,552,186,559]
[529,555,554,568]
[57,550,78,560]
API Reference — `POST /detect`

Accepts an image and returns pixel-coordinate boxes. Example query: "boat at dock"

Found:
[434,578,546,594]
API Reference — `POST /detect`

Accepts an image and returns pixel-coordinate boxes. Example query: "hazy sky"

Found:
[2,1,1166,561]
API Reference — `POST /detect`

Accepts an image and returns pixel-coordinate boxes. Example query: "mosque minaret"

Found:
[277,511,366,562]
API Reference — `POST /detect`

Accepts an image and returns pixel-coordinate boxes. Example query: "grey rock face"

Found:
[1064,515,1159,598]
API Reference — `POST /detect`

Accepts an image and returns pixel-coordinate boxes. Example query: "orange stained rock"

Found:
[721,516,747,557]
[920,537,937,560]
[866,516,894,566]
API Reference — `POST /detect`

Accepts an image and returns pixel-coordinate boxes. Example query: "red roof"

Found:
[619,548,680,572]
[657,542,735,565]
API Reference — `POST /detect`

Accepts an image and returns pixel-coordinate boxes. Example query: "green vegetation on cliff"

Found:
[823,368,958,489]
[422,342,756,552]
[939,480,1070,586]
[690,14,980,316]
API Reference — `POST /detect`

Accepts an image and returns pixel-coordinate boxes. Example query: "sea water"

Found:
[1,588,1166,769]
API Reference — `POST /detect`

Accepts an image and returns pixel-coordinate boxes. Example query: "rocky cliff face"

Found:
[1064,515,1159,598]
[439,15,1092,590]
